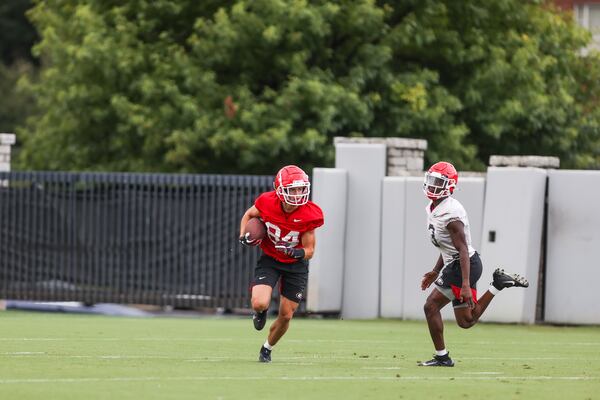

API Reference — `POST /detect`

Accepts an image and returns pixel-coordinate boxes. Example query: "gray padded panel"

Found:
[336,144,386,319]
[306,168,348,312]
[545,170,600,324]
[380,177,406,318]
[479,167,547,323]
[452,177,486,252]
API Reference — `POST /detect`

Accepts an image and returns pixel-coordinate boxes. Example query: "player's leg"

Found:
[258,260,307,363]
[453,291,494,328]
[420,289,454,366]
[419,258,463,367]
[258,297,299,363]
[423,289,451,352]
[250,256,280,331]
[268,260,307,347]
[251,284,272,330]
[454,261,529,329]
[453,252,485,329]
[268,296,299,346]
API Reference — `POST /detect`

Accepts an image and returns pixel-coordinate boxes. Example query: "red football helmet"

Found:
[274,165,310,206]
[423,161,458,200]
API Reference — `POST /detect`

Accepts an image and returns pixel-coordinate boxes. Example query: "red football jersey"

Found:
[255,191,324,263]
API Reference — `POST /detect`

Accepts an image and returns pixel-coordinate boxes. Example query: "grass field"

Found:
[0,311,598,399]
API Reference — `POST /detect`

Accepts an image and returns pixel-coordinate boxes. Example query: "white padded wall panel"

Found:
[545,170,600,324]
[306,168,348,313]
[452,177,486,252]
[479,167,547,324]
[336,144,386,319]
[380,177,406,318]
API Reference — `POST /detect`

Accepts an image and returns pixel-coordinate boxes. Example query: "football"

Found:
[244,217,267,244]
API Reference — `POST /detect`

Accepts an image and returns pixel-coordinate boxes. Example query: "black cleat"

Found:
[418,353,455,367]
[253,310,267,331]
[258,345,272,363]
[492,268,529,290]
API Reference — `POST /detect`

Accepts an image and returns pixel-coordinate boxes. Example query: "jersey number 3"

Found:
[265,222,300,247]
[428,224,440,247]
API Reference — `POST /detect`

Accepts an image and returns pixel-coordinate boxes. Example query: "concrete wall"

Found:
[306,168,348,313]
[545,170,600,324]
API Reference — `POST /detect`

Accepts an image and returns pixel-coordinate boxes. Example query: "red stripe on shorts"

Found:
[450,284,478,304]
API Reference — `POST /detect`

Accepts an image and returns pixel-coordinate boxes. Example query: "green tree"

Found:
[0,62,36,134]
[0,0,38,65]
[393,0,599,168]
[16,0,600,172]
[0,0,38,137]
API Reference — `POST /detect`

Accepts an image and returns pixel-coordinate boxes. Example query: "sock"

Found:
[488,285,500,296]
[435,349,448,357]
[263,340,273,351]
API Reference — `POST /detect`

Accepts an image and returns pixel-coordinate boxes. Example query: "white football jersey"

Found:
[426,196,476,266]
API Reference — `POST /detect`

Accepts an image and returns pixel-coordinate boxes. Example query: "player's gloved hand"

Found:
[239,232,261,247]
[275,244,305,259]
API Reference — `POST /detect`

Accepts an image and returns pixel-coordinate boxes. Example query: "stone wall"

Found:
[0,133,15,172]
[489,155,560,169]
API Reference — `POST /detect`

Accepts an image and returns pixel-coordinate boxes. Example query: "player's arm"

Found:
[275,229,315,260]
[448,220,473,307]
[239,206,261,239]
[432,254,443,273]
[300,229,316,260]
[421,254,443,290]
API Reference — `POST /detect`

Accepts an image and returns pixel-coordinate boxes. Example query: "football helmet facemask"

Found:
[274,165,310,206]
[423,161,458,200]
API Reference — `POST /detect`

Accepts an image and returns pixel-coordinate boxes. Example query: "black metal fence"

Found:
[0,171,272,309]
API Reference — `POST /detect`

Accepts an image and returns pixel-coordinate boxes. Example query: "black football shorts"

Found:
[252,255,308,303]
[434,252,483,308]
